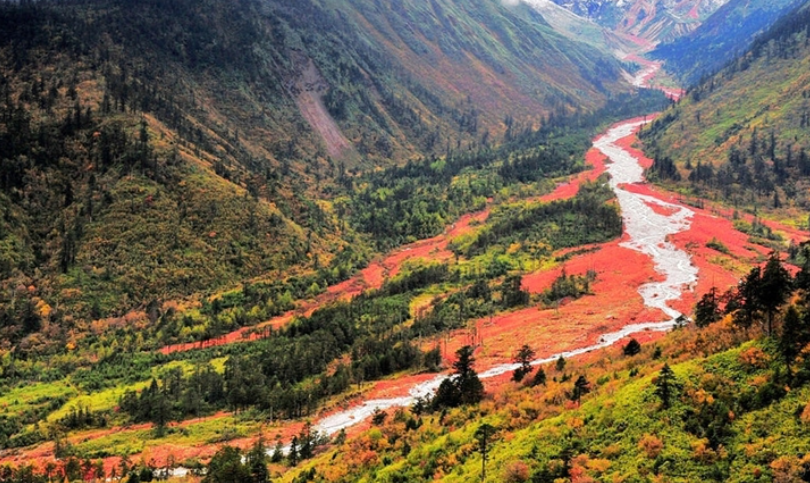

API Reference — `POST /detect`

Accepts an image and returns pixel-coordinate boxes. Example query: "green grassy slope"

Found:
[283,313,810,482]
[642,2,810,224]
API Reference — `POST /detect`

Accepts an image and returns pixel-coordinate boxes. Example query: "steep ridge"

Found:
[642,1,810,224]
[653,0,806,84]
[548,0,730,44]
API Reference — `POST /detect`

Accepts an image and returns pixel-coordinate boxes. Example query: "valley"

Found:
[3,57,799,479]
[2,1,810,482]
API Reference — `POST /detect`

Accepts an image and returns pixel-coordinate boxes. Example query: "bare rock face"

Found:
[547,0,731,44]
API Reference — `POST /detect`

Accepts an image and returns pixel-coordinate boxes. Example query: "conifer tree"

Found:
[695,287,721,328]
[530,367,547,387]
[653,364,681,409]
[512,344,536,382]
[759,252,792,336]
[623,338,642,356]
[571,375,590,404]
[474,423,496,481]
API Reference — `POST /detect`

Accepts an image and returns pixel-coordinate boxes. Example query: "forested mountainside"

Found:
[0,0,632,336]
[548,0,729,44]
[281,253,810,482]
[642,1,810,224]
[4,0,810,481]
[653,0,805,84]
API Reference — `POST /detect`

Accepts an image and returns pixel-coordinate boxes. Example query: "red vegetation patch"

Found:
[643,199,680,217]
[445,240,665,369]
[359,262,386,292]
[622,182,760,316]
[159,208,491,355]
[614,126,655,169]
[532,146,607,204]
[362,373,444,401]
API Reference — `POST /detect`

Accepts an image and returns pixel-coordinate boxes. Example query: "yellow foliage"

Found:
[35,299,52,318]
[507,242,523,254]
[744,442,762,458]
[751,374,770,387]
[567,417,584,429]
[517,399,541,421]
[601,444,621,458]
[691,389,715,405]
[587,458,611,473]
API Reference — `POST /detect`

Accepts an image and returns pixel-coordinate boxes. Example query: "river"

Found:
[168,64,699,475]
[313,65,698,438]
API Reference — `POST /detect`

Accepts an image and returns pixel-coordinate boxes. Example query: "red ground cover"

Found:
[159,209,491,355]
[443,239,665,369]
[535,148,608,203]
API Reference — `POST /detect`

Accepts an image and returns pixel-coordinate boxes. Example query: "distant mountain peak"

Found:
[546,0,732,44]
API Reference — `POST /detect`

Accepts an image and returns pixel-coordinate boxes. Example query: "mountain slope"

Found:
[281,272,810,482]
[653,0,805,84]
[331,0,627,129]
[0,0,632,327]
[641,1,810,222]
